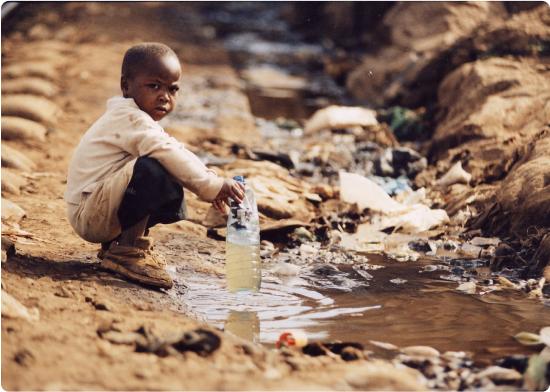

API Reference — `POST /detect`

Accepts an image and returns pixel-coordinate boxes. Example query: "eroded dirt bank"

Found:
[1,3,550,391]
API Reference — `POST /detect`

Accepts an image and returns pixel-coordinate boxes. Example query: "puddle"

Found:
[172,255,550,362]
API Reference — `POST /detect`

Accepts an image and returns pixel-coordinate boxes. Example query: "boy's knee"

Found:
[135,157,169,179]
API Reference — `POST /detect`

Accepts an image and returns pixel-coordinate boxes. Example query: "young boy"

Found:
[64,42,244,289]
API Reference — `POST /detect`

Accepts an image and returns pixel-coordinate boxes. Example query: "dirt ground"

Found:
[1,3,429,390]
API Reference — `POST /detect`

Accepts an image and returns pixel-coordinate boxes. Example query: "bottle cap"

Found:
[276,329,308,348]
[233,175,245,184]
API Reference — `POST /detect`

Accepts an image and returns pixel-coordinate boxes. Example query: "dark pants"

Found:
[117,157,186,232]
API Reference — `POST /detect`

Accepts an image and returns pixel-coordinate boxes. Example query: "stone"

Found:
[1,169,28,195]
[401,345,440,358]
[1,94,59,125]
[304,105,378,134]
[345,361,426,390]
[242,66,307,90]
[477,365,522,382]
[347,2,506,106]
[471,128,550,238]
[1,144,36,172]
[2,61,59,81]
[1,290,39,321]
[1,237,16,261]
[2,78,59,98]
[1,198,26,224]
[2,116,48,142]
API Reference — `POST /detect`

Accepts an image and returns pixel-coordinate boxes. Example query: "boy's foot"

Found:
[100,243,173,289]
[97,236,162,263]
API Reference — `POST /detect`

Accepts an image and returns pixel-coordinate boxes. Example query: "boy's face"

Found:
[121,54,181,121]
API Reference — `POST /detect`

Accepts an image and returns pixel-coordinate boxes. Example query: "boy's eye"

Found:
[170,86,180,94]
[147,83,160,90]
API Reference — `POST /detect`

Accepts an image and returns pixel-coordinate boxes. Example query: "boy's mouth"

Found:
[154,107,168,117]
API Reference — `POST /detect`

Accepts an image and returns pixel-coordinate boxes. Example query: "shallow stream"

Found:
[174,255,550,363]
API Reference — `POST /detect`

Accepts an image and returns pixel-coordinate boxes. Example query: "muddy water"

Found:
[174,256,550,362]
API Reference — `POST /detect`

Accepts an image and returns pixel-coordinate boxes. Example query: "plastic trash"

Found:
[339,171,404,213]
[226,176,262,293]
[339,171,449,233]
[436,161,472,187]
[369,175,412,196]
[276,330,308,348]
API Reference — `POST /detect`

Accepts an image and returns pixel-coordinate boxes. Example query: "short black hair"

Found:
[121,42,178,79]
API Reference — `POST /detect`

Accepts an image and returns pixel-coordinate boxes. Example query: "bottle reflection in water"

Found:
[224,310,260,343]
[226,175,261,292]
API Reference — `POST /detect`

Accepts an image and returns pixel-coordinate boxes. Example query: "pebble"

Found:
[390,278,407,285]
[369,340,398,351]
[457,281,476,294]
[299,243,317,257]
[401,345,440,358]
[476,365,522,381]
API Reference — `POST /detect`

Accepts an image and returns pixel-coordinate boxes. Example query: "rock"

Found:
[305,105,378,134]
[1,237,16,262]
[1,290,39,321]
[471,128,550,237]
[347,2,505,106]
[432,57,549,160]
[310,184,335,200]
[345,361,426,390]
[457,281,477,294]
[172,329,221,356]
[369,340,398,351]
[477,365,523,382]
[27,24,52,40]
[1,169,28,195]
[389,278,407,285]
[271,262,300,277]
[1,144,36,172]
[401,345,440,358]
[1,116,48,142]
[1,78,59,98]
[14,348,35,367]
[1,198,26,224]
[299,244,317,257]
[223,159,315,222]
[469,237,500,247]
[1,94,59,125]
[242,66,307,90]
[2,61,59,81]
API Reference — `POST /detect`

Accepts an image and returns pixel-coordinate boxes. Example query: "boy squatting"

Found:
[64,42,244,289]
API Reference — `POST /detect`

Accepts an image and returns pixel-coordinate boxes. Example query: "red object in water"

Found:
[276,330,308,348]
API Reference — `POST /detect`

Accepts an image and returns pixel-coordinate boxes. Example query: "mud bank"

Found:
[2,2,550,391]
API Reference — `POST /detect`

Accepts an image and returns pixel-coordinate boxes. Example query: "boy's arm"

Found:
[123,118,224,201]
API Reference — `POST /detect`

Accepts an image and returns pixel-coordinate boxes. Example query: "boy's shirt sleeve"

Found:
[121,113,224,202]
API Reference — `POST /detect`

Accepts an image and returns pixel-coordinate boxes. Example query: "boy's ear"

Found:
[120,76,129,97]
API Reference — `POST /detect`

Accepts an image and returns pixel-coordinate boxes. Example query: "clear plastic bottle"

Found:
[226,176,261,292]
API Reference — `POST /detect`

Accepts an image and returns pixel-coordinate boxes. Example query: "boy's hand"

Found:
[212,178,245,213]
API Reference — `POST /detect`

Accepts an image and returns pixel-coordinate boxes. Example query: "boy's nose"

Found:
[158,92,168,103]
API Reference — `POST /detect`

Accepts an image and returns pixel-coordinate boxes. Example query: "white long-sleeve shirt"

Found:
[64,96,224,205]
